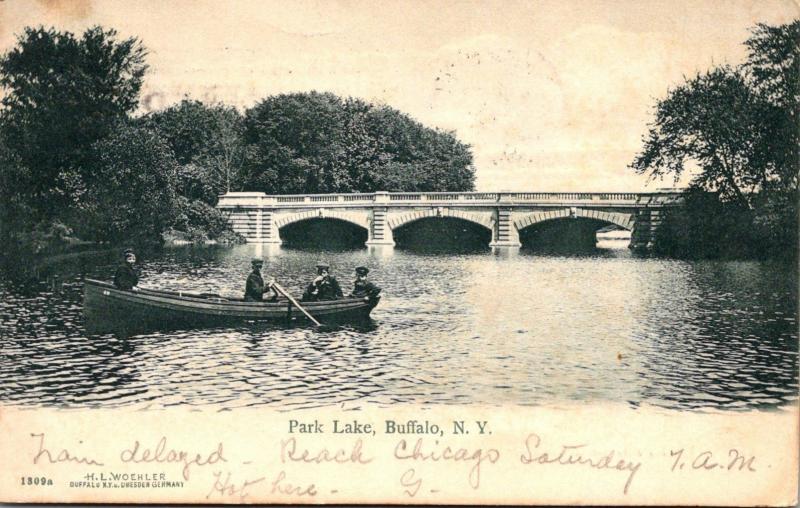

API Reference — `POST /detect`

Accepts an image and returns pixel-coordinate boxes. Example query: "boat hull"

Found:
[83,279,379,333]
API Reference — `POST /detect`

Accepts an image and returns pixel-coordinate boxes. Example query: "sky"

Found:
[0,0,797,192]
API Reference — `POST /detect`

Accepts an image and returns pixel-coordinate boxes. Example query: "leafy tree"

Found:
[653,187,755,259]
[173,163,219,205]
[0,135,33,242]
[744,21,799,193]
[240,91,475,194]
[170,196,234,242]
[362,104,476,191]
[0,26,147,220]
[76,124,177,245]
[141,100,246,202]
[746,21,800,110]
[241,92,346,194]
[632,21,798,205]
[211,107,248,193]
[744,21,799,260]
[632,20,799,260]
[630,67,766,207]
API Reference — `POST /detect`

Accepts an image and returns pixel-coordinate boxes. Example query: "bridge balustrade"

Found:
[228,191,681,205]
[389,194,422,201]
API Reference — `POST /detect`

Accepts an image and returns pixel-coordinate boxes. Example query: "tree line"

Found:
[2,22,795,260]
[0,26,476,254]
[630,21,798,260]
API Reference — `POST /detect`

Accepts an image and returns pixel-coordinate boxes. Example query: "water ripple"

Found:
[0,244,797,411]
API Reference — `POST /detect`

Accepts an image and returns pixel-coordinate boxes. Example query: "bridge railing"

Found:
[218,191,683,207]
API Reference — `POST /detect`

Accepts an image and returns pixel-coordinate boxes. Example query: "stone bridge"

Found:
[217,191,683,249]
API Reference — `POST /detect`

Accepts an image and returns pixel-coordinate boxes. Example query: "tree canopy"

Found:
[630,67,765,206]
[0,25,476,252]
[141,100,246,202]
[631,20,799,206]
[633,20,799,259]
[745,22,800,192]
[240,92,475,194]
[77,124,178,244]
[0,26,147,219]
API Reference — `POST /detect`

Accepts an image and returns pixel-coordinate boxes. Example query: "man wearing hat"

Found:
[350,266,381,300]
[113,248,140,291]
[244,259,277,302]
[302,262,343,301]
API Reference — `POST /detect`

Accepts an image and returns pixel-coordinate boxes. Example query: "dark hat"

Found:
[123,248,135,257]
[355,266,369,276]
[251,258,264,266]
[316,261,330,270]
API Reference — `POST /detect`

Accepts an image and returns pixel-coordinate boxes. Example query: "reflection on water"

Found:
[0,242,796,411]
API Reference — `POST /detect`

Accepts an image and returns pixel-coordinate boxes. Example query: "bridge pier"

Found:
[489,208,521,247]
[259,209,282,244]
[630,209,661,250]
[366,205,395,246]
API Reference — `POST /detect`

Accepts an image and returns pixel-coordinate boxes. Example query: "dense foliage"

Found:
[654,190,798,260]
[0,27,147,222]
[76,125,178,245]
[240,92,475,194]
[0,25,475,255]
[632,20,799,260]
[141,100,246,200]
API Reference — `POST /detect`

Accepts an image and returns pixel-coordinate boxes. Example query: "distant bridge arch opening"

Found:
[277,215,369,249]
[391,215,493,251]
[275,209,370,231]
[515,208,634,252]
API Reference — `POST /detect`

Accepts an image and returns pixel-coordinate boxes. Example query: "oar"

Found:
[271,282,322,327]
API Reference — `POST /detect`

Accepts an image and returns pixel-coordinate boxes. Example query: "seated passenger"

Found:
[350,266,381,300]
[113,248,140,291]
[302,262,343,302]
[244,258,277,302]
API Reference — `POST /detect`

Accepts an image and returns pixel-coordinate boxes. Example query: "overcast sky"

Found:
[1,0,797,191]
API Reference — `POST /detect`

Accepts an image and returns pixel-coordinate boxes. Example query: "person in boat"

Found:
[350,266,381,300]
[113,248,140,291]
[302,262,343,302]
[244,259,278,302]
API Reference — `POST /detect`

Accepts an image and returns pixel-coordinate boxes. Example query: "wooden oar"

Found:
[271,282,322,327]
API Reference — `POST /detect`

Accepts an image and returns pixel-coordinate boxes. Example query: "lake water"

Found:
[0,240,797,411]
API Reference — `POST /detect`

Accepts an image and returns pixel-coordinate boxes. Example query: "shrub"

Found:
[170,196,244,243]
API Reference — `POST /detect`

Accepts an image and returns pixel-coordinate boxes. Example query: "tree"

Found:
[631,21,799,205]
[240,91,475,194]
[141,100,246,202]
[744,21,799,193]
[76,124,177,245]
[362,103,476,191]
[241,92,347,194]
[0,134,33,241]
[0,26,147,220]
[212,107,247,193]
[745,21,800,111]
[630,67,767,207]
[631,20,799,260]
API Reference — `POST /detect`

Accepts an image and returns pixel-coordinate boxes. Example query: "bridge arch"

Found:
[388,208,494,232]
[514,208,634,231]
[274,209,370,232]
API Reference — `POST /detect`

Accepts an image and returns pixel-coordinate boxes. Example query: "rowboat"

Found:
[83,278,379,333]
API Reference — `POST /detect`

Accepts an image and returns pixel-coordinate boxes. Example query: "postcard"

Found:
[0,0,797,505]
